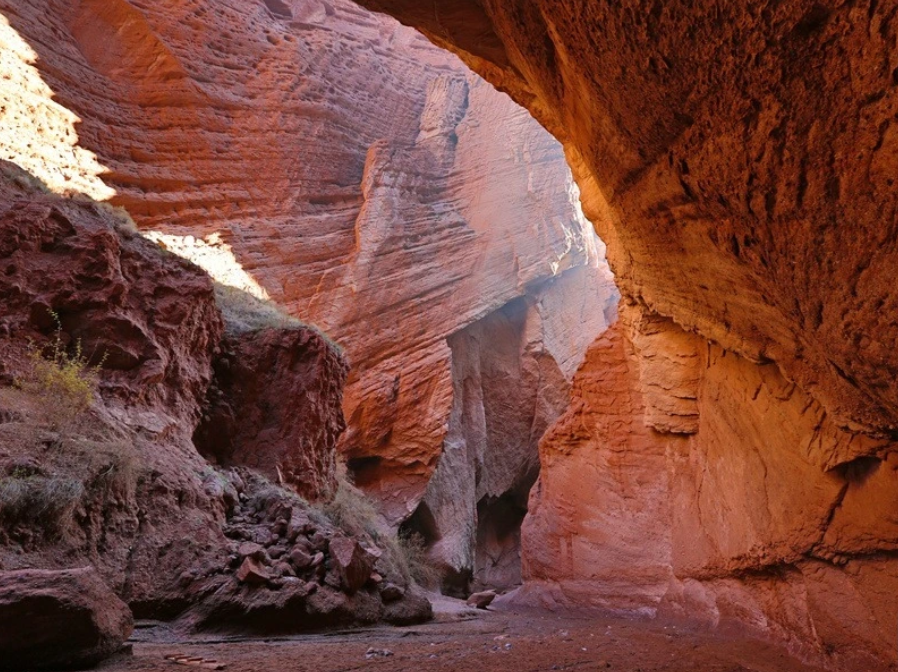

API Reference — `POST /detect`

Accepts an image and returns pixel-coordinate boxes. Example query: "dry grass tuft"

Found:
[212,283,343,352]
[0,472,84,535]
[321,467,441,588]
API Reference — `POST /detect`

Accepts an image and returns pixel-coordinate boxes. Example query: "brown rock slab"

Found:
[329,535,376,594]
[0,567,134,670]
[465,590,497,609]
[236,557,270,586]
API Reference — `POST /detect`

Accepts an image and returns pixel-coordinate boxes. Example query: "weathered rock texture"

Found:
[0,173,426,643]
[410,265,615,593]
[0,0,617,560]
[0,567,133,671]
[0,163,222,437]
[194,326,349,501]
[519,303,898,672]
[344,0,898,668]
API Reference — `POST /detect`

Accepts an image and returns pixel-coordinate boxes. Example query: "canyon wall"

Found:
[0,169,434,629]
[521,303,898,672]
[0,0,616,587]
[349,0,898,669]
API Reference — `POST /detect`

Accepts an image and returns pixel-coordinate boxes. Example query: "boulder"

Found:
[465,590,497,610]
[236,557,270,586]
[329,536,376,594]
[0,567,133,670]
[380,582,405,603]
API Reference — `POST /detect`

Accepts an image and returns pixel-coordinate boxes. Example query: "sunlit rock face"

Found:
[412,265,616,593]
[349,0,898,668]
[350,0,898,441]
[0,0,616,529]
[521,303,898,672]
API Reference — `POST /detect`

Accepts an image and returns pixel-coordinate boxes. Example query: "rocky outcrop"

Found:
[520,303,898,672]
[0,567,133,670]
[348,0,898,439]
[407,264,616,593]
[195,326,349,501]
[0,174,424,636]
[0,0,613,530]
[0,162,222,437]
[181,469,431,632]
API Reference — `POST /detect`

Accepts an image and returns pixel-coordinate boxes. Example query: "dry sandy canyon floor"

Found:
[94,599,828,672]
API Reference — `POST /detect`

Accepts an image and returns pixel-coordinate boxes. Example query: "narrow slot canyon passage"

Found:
[0,1,895,672]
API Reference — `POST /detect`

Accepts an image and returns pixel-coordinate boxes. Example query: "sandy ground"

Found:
[93,597,827,672]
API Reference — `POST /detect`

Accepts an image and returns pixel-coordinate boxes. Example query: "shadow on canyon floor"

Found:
[99,605,828,672]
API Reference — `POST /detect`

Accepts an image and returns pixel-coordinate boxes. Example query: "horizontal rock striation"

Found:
[0,0,617,528]
[349,0,898,667]
[521,303,898,671]
[411,264,616,593]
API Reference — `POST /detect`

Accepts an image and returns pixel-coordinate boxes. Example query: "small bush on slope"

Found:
[15,313,102,433]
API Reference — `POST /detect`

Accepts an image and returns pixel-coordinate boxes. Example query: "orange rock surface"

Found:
[0,1,615,526]
[350,1,898,667]
[519,303,898,671]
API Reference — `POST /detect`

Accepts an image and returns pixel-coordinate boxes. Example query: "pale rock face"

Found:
[348,1,898,666]
[520,303,898,671]
[414,265,616,592]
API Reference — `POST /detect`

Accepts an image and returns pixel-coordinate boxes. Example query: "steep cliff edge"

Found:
[0,0,614,525]
[351,0,898,441]
[519,303,897,672]
[0,169,429,635]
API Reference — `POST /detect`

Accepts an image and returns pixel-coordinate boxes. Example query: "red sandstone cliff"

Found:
[0,0,617,554]
[348,1,898,669]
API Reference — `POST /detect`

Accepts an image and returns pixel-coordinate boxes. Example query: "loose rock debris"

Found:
[164,653,226,670]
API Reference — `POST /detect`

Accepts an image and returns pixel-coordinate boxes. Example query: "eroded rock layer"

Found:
[195,326,349,501]
[0,174,428,634]
[411,264,615,593]
[0,0,614,525]
[348,0,898,667]
[520,304,898,672]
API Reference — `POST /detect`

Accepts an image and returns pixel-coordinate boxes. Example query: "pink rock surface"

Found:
[520,303,898,671]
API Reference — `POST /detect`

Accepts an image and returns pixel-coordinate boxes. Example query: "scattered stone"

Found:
[274,561,296,578]
[236,557,270,585]
[289,546,314,569]
[329,535,377,594]
[466,590,497,609]
[308,531,328,552]
[165,653,226,670]
[380,582,405,603]
[286,510,314,541]
[0,567,133,671]
[237,542,266,560]
[365,647,394,659]
[369,572,384,584]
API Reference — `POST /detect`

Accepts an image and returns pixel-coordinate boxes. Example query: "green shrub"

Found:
[16,320,100,431]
